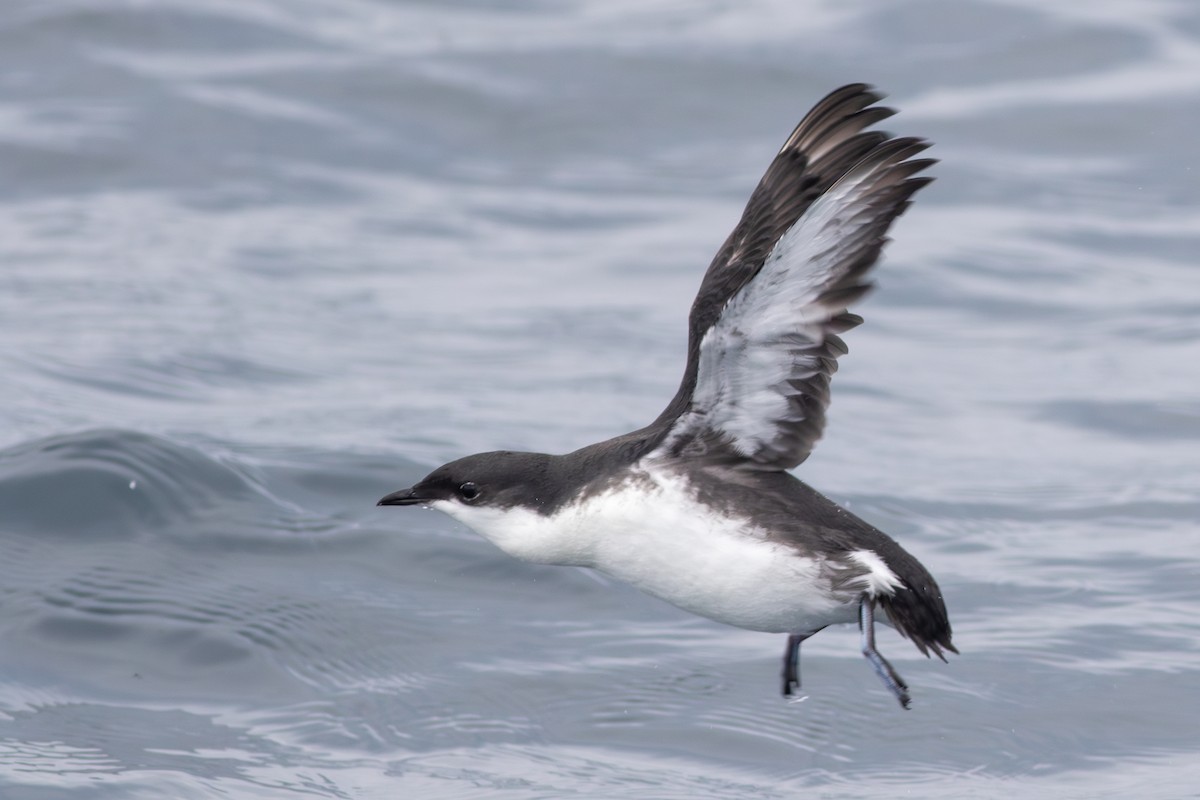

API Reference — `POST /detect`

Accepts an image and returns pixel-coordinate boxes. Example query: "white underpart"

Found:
[659,163,882,460]
[848,549,903,597]
[433,464,865,634]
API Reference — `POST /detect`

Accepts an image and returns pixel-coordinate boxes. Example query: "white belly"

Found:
[586,472,856,633]
[436,465,858,634]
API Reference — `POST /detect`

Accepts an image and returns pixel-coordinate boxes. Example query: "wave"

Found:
[0,428,267,540]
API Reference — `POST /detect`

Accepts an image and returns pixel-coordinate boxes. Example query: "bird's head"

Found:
[377,450,557,513]
[378,450,593,565]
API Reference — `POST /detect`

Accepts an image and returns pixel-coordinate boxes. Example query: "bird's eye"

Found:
[458,482,480,502]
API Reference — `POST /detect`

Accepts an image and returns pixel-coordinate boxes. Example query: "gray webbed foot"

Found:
[860,597,911,709]
[781,633,809,696]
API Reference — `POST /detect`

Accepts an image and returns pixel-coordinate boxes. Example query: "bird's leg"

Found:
[781,633,809,696]
[859,596,911,709]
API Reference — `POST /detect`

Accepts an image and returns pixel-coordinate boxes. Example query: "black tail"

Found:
[878,562,957,660]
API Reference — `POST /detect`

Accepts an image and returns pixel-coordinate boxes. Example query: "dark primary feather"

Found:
[647,84,935,470]
[651,84,892,429]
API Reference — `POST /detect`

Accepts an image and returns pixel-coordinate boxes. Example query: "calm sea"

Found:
[2,1,1199,797]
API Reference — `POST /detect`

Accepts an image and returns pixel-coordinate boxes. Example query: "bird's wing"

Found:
[647,84,933,470]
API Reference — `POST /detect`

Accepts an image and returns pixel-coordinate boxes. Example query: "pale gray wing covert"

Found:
[649,85,934,470]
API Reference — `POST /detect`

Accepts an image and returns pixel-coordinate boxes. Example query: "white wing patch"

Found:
[848,549,904,596]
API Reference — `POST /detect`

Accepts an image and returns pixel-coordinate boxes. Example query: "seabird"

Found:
[380,84,955,708]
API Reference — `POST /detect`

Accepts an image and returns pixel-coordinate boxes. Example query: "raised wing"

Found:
[649,84,933,470]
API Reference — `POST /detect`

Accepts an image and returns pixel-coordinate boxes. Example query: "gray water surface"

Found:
[2,1,1199,797]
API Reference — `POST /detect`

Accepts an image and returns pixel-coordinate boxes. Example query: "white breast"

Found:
[435,464,862,634]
